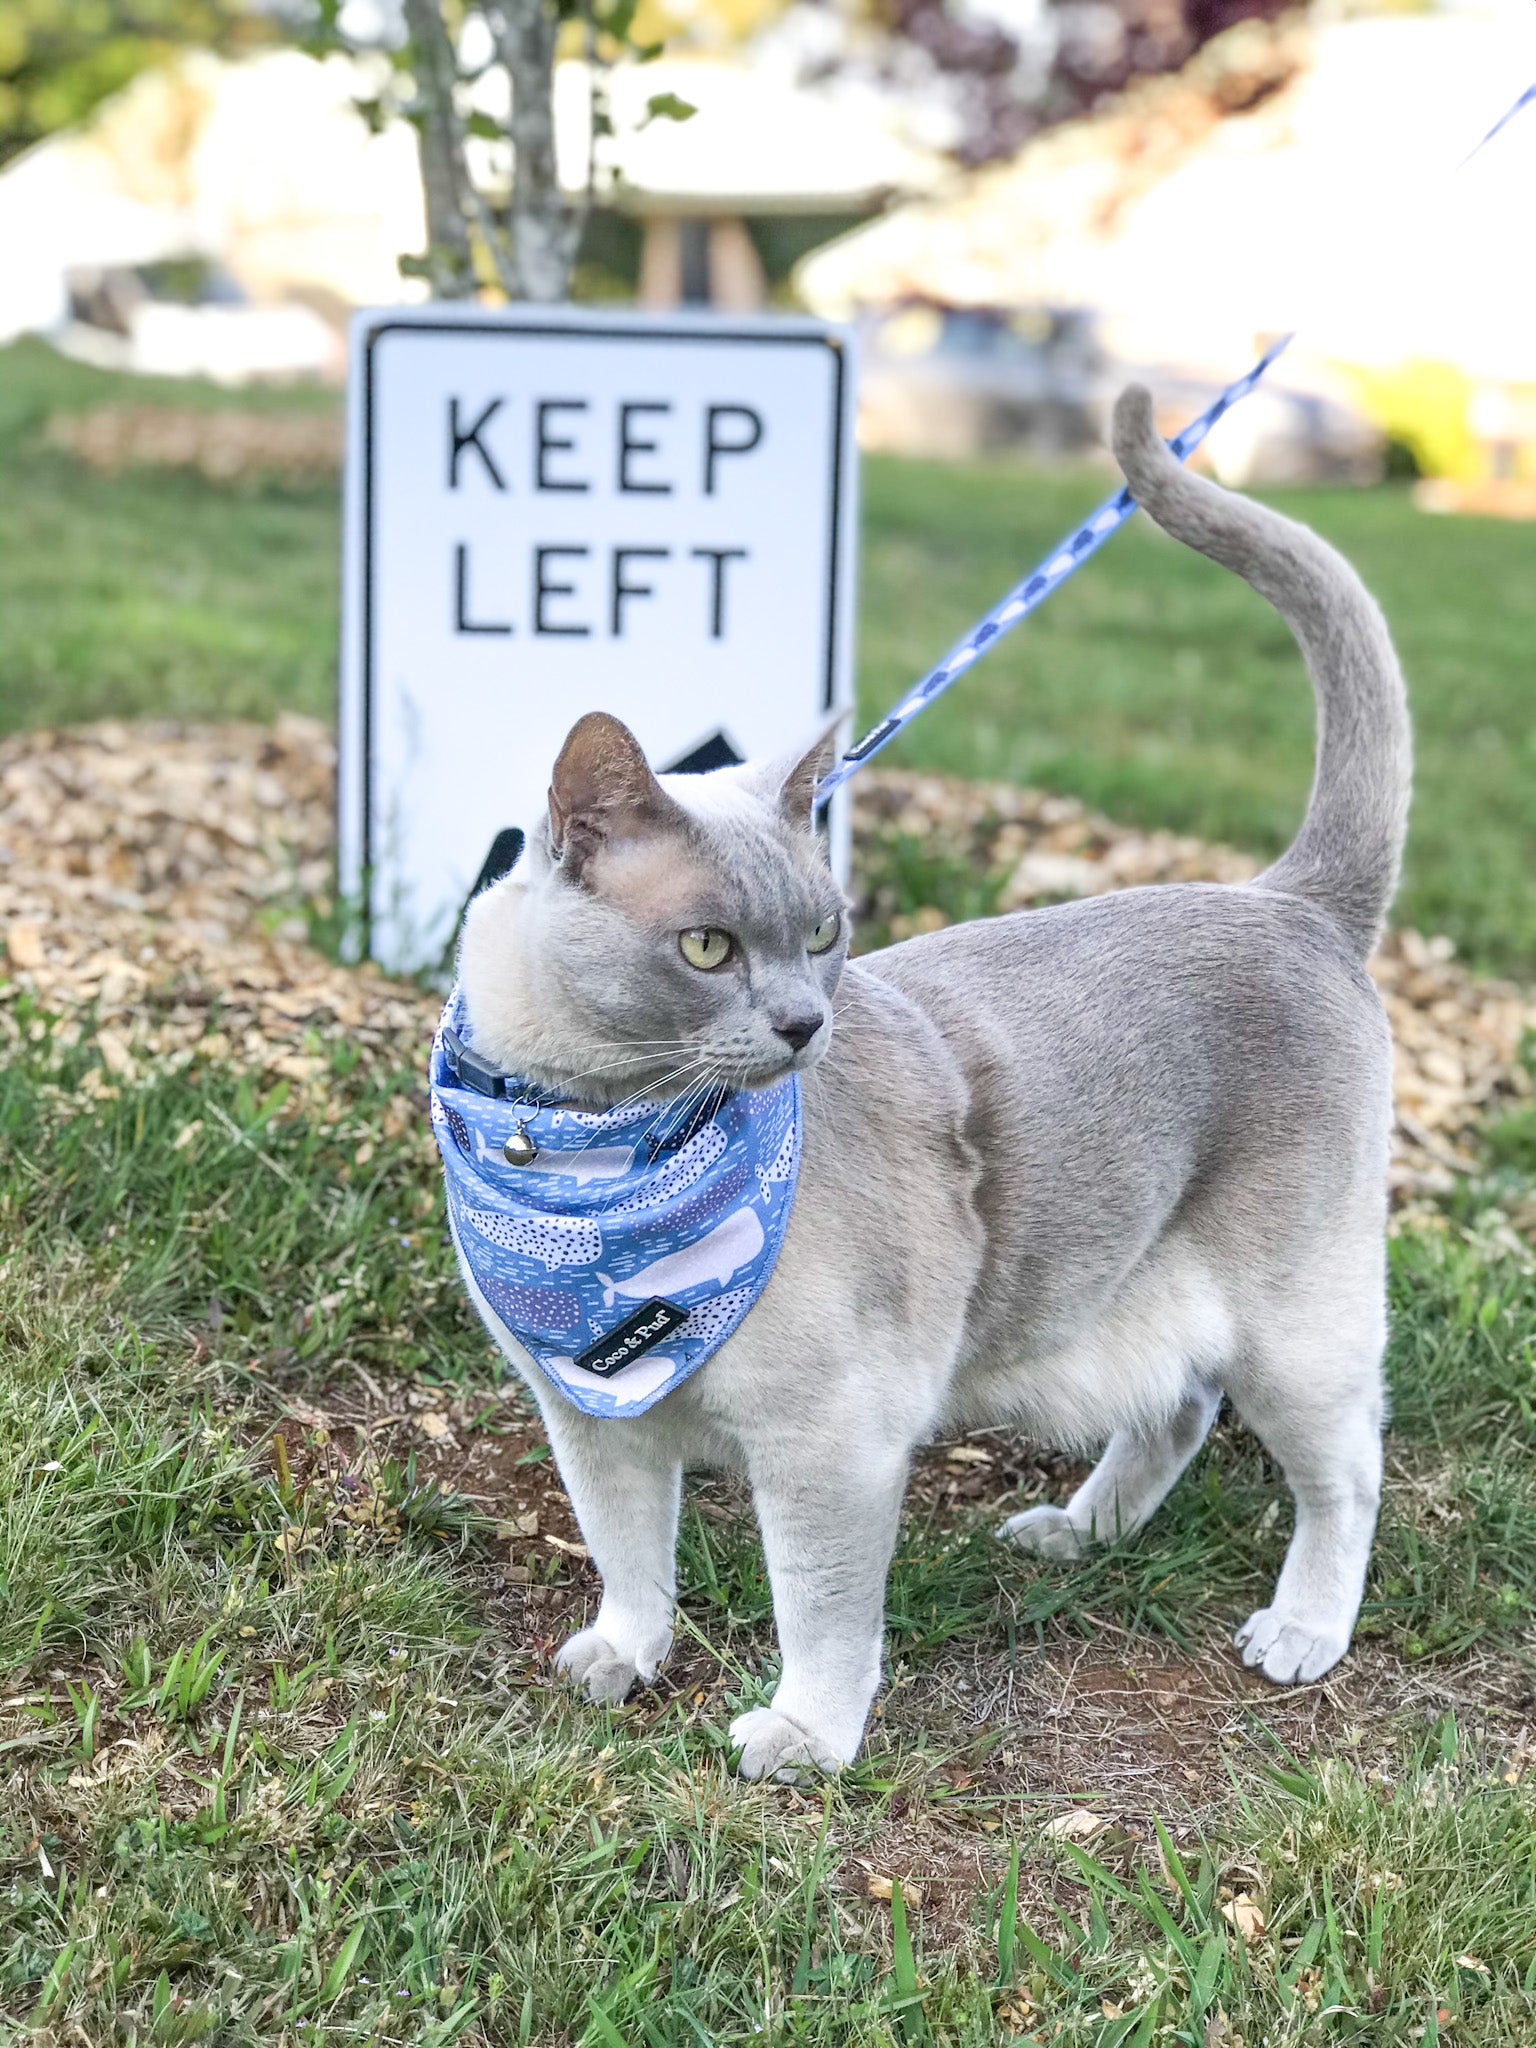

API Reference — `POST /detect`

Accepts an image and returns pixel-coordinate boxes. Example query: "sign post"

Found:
[339,304,858,973]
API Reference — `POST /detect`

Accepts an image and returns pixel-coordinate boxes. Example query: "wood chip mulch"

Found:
[1,724,1531,1210]
[47,406,344,484]
[854,771,1535,1207]
[0,716,430,1121]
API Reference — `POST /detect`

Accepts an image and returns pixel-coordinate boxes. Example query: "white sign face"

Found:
[339,304,857,972]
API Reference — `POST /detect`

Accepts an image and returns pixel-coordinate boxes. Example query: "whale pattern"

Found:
[599,1121,728,1219]
[664,1158,751,1238]
[755,1120,797,1198]
[440,1102,473,1158]
[556,1100,662,1130]
[430,988,801,1419]
[462,1206,604,1271]
[549,1351,677,1409]
[599,1206,765,1307]
[475,1272,583,1339]
[522,1143,636,1185]
[678,1282,758,1348]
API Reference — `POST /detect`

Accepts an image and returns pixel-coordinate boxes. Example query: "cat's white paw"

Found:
[1234,1607,1350,1685]
[729,1706,841,1784]
[555,1627,640,1706]
[998,1504,1089,1562]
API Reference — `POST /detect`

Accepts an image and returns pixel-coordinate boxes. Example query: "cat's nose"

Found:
[773,1014,823,1053]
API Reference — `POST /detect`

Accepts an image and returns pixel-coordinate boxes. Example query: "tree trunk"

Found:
[402,0,476,298]
[492,0,581,302]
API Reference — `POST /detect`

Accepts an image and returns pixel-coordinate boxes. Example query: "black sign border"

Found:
[357,316,851,940]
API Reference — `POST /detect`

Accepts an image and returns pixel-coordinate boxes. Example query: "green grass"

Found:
[859,458,1536,975]
[3,339,1534,971]
[3,997,1536,2043]
[4,332,1536,2043]
[0,342,341,731]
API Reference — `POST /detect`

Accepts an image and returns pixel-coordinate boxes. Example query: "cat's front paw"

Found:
[729,1706,842,1784]
[1234,1607,1350,1685]
[998,1503,1089,1561]
[555,1627,640,1706]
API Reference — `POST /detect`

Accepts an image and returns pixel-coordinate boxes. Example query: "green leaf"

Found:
[582,2001,630,2048]
[30,1941,75,2021]
[644,92,696,125]
[319,1922,367,2003]
[890,1880,918,1998]
[595,0,639,41]
[1016,1917,1079,1989]
[1151,1815,1202,1923]
[996,1838,1020,1984]
[1189,1933,1226,2017]
[1278,1920,1325,2007]
[1136,1868,1199,1972]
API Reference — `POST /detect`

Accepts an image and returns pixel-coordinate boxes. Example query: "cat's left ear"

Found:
[766,716,846,829]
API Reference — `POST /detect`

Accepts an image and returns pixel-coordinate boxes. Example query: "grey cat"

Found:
[454,385,1411,1780]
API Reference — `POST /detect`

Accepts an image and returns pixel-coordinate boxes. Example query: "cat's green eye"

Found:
[807,912,841,955]
[679,928,734,971]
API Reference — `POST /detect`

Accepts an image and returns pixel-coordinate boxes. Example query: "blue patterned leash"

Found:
[815,79,1536,806]
[1464,79,1536,160]
[813,331,1294,801]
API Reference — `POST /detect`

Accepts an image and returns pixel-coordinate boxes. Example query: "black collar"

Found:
[441,1025,560,1105]
[439,1027,731,1155]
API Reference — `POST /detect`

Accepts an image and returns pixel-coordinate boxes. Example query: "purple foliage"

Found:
[867,0,1295,167]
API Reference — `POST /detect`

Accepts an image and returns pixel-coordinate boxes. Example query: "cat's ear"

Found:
[547,712,678,876]
[767,717,846,830]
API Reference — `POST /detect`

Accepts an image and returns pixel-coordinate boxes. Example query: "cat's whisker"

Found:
[562,1055,721,1164]
[544,1054,672,1089]
[651,1056,732,1141]
[653,1064,725,1148]
[596,1056,717,1133]
[579,1060,725,1215]
[522,1041,710,1104]
[551,1039,701,1076]
[646,1063,720,1141]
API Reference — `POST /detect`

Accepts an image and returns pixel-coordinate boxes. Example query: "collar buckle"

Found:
[442,1024,510,1100]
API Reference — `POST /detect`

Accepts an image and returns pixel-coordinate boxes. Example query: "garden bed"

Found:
[3,718,1530,1207]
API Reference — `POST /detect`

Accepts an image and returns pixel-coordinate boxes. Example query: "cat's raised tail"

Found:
[1110,384,1411,958]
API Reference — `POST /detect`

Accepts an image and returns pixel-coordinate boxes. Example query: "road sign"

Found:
[339,304,858,973]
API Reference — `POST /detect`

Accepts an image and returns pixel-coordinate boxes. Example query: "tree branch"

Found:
[401,0,476,297]
[489,0,581,302]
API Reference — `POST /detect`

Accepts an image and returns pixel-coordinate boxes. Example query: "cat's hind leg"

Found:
[1000,1383,1222,1560]
[1229,1336,1383,1685]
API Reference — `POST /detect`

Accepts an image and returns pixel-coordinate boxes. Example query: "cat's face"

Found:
[458,712,849,1105]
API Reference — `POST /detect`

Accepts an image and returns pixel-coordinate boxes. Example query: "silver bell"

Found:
[503,1119,539,1167]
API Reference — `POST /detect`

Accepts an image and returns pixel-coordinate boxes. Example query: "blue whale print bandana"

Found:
[429,992,802,1418]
